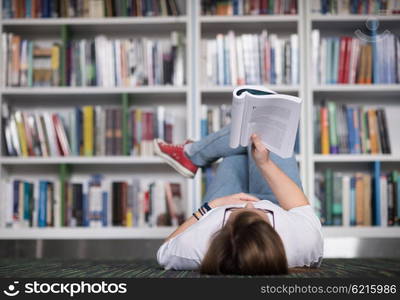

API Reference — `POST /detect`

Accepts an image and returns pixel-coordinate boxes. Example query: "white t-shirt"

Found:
[157,200,324,270]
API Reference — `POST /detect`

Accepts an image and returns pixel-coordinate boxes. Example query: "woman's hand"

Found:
[251,133,270,168]
[209,193,259,208]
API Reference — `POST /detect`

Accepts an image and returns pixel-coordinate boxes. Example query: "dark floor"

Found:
[0,258,399,278]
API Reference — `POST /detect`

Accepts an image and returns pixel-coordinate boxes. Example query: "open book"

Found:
[229,85,302,158]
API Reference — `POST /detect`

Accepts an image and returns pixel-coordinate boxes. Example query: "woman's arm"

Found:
[251,134,309,210]
[164,193,259,242]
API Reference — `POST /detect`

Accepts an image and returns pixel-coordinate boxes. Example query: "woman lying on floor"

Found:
[153,126,323,275]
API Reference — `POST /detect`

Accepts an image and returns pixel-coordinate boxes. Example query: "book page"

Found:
[242,95,301,158]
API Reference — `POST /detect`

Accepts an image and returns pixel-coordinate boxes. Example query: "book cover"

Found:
[380,174,388,227]
[321,104,330,154]
[324,168,333,225]
[332,173,343,225]
[327,101,339,154]
[342,175,351,227]
[350,176,356,226]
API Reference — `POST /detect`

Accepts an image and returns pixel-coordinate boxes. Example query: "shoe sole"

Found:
[153,139,195,179]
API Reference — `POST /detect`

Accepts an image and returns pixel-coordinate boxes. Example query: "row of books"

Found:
[311,30,400,85]
[2,31,185,87]
[315,166,400,226]
[1,175,185,228]
[201,31,299,86]
[314,103,391,155]
[312,0,400,15]
[1,0,182,18]
[201,0,298,15]
[2,103,175,157]
[200,104,232,138]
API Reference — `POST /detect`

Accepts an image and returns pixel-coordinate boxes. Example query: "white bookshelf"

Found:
[322,227,400,238]
[310,15,400,22]
[0,227,176,239]
[0,156,164,165]
[1,16,188,26]
[199,15,299,23]
[304,0,400,239]
[1,86,188,95]
[313,84,400,92]
[313,155,400,163]
[192,1,308,204]
[0,0,194,239]
[0,1,399,242]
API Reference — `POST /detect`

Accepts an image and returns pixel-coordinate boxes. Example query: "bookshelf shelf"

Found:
[0,86,188,95]
[0,227,175,239]
[0,156,164,165]
[1,16,188,26]
[313,154,400,162]
[200,85,299,94]
[313,84,400,92]
[199,15,299,24]
[322,226,400,238]
[311,15,400,22]
[4,226,397,240]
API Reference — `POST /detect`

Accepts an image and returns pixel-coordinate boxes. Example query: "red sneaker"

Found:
[153,139,198,178]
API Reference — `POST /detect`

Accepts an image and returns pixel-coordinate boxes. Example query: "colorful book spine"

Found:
[327,102,339,154]
[320,104,330,154]
[38,181,47,227]
[83,106,94,156]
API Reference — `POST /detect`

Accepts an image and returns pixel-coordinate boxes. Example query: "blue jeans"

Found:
[187,126,302,205]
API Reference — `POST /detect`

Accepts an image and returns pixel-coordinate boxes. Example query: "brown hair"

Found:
[200,210,288,275]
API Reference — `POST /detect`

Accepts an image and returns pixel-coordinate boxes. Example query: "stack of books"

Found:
[2,103,175,157]
[312,0,400,15]
[315,166,400,226]
[201,0,298,15]
[1,0,182,18]
[311,29,400,85]
[314,102,391,155]
[201,30,299,86]
[2,31,185,87]
[2,175,184,228]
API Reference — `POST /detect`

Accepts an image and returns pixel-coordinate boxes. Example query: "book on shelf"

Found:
[0,174,185,228]
[311,28,400,85]
[315,165,400,226]
[200,104,232,138]
[201,30,299,86]
[314,102,392,155]
[230,86,301,158]
[1,0,182,18]
[201,0,298,15]
[1,31,185,87]
[311,0,400,15]
[2,102,176,157]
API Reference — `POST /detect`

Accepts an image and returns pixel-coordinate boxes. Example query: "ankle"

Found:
[183,143,193,157]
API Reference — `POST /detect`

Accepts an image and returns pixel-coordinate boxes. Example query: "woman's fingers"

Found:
[236,193,259,202]
[251,134,265,152]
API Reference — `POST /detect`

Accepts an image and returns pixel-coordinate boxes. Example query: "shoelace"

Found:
[160,141,184,150]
